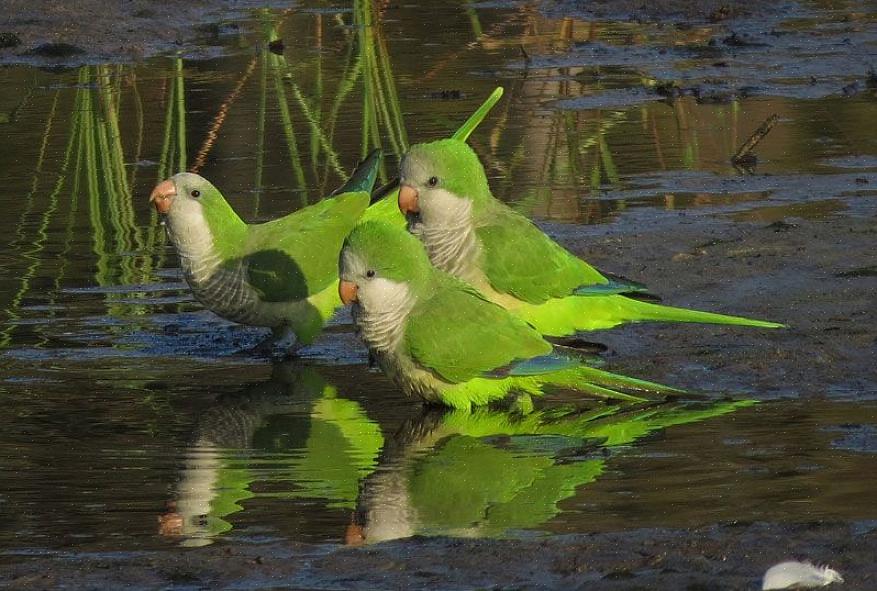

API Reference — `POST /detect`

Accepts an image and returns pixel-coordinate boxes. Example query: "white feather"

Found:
[762,561,843,590]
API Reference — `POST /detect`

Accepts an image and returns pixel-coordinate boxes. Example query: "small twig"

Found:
[732,113,778,166]
[189,56,258,174]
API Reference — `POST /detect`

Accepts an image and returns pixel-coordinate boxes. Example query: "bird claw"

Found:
[240,329,301,359]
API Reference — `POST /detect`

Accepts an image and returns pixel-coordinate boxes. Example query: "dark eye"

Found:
[366,270,375,278]
[191,189,201,198]
[427,176,438,187]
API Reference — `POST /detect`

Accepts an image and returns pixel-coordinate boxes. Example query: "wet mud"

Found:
[3,522,876,589]
[0,0,285,66]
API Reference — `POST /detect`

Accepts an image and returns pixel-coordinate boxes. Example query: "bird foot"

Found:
[241,329,301,359]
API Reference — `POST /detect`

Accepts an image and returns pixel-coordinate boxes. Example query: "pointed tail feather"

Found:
[541,363,683,403]
[573,383,649,403]
[451,87,504,142]
[575,365,685,395]
[617,296,785,329]
[519,294,784,336]
[332,149,382,196]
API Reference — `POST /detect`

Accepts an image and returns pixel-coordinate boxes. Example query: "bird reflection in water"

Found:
[159,363,383,546]
[346,398,753,544]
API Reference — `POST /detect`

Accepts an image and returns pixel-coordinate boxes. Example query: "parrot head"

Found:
[149,172,229,217]
[338,221,433,313]
[398,139,491,230]
[149,173,243,249]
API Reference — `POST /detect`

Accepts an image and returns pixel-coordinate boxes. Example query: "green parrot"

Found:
[348,398,754,544]
[149,150,382,353]
[338,220,680,410]
[149,88,506,353]
[396,139,784,336]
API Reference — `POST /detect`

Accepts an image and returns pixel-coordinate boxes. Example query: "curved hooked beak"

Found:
[398,183,419,216]
[339,280,358,306]
[149,179,176,215]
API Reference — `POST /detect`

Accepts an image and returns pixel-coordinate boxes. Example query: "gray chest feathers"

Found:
[166,215,266,326]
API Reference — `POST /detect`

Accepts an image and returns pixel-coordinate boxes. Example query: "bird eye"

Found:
[366,270,375,278]
[191,189,201,198]
[427,176,438,187]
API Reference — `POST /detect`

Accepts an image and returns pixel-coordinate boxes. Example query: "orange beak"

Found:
[150,179,176,215]
[398,184,419,215]
[158,511,183,536]
[345,523,365,546]
[339,280,358,305]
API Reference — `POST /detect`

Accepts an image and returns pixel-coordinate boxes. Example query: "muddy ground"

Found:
[4,522,876,590]
[2,0,876,589]
[0,0,288,66]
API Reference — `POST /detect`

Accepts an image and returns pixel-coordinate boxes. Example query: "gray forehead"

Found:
[172,172,204,188]
[340,248,366,278]
[400,152,428,181]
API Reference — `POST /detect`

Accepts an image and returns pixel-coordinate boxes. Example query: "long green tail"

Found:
[451,87,504,141]
[516,293,784,337]
[610,295,785,329]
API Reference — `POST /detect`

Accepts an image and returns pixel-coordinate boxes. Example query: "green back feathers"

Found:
[405,282,552,383]
[359,188,406,225]
[476,207,608,304]
[246,191,370,301]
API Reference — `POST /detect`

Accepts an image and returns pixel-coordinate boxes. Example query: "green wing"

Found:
[475,205,609,304]
[244,191,369,302]
[404,279,552,383]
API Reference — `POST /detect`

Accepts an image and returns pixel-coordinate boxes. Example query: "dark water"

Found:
[1,1,876,553]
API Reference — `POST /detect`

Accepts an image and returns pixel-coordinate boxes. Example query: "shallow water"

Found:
[1,0,876,553]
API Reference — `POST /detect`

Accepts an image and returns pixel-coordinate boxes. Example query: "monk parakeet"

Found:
[347,398,754,544]
[149,150,382,353]
[338,221,679,410]
[148,88,506,354]
[396,139,784,336]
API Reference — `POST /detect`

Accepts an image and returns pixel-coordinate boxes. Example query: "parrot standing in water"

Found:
[338,220,680,410]
[149,150,382,353]
[396,139,784,337]
[149,88,506,354]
